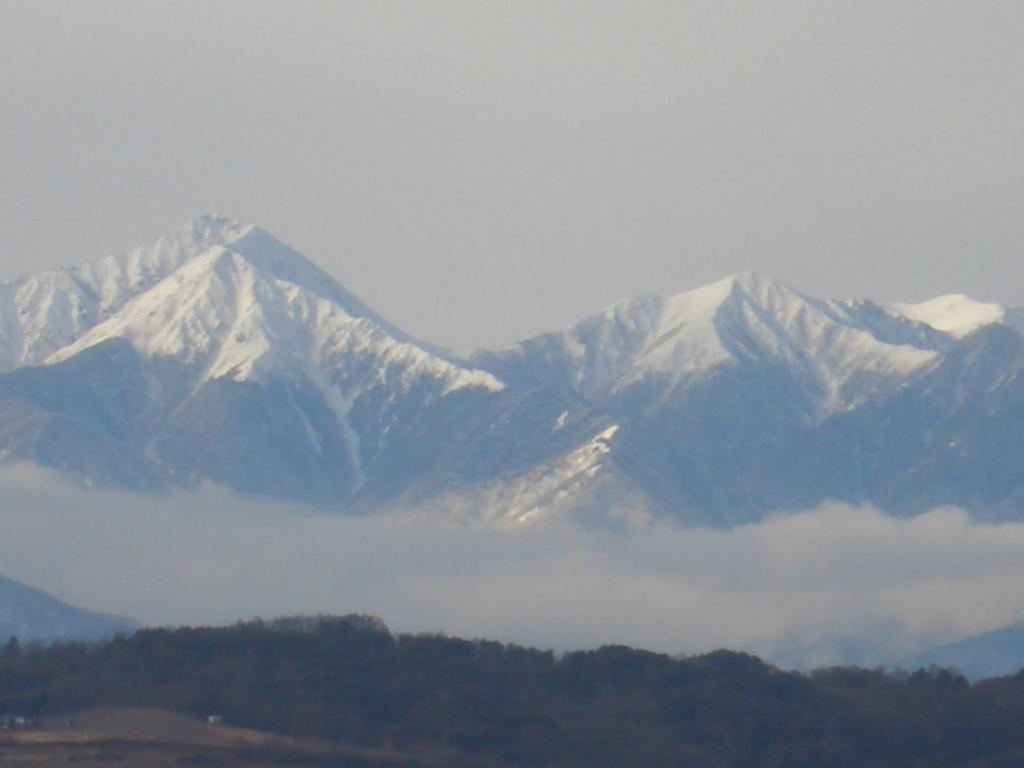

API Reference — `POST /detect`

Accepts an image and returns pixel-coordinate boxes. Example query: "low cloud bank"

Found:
[3,464,1024,668]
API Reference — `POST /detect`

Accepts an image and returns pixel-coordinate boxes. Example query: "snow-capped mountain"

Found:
[0,574,135,643]
[0,216,246,372]
[2,216,1024,526]
[470,272,993,525]
[0,217,525,505]
[475,271,946,415]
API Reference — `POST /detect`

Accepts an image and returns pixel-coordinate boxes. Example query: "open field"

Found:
[0,708,459,767]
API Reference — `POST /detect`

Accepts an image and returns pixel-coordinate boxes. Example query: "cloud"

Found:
[2,463,1024,668]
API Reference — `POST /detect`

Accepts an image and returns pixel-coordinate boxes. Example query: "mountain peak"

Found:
[726,269,787,291]
[41,217,501,406]
[722,270,804,307]
[115,216,419,345]
[120,213,252,273]
[889,294,1024,338]
[178,212,249,241]
[0,216,449,374]
[659,271,800,319]
[646,272,802,338]
[127,216,347,298]
[479,270,940,413]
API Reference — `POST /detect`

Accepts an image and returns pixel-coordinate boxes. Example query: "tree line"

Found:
[2,616,1024,767]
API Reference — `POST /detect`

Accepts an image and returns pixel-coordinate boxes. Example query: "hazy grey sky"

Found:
[1,1,1021,349]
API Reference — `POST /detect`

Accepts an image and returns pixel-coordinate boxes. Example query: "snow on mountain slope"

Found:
[889,294,1024,339]
[478,272,942,415]
[620,272,942,412]
[405,424,657,529]
[24,217,504,502]
[49,225,501,398]
[471,294,664,401]
[5,217,1024,527]
[0,215,247,372]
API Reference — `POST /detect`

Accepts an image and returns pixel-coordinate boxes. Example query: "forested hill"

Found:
[2,616,1024,767]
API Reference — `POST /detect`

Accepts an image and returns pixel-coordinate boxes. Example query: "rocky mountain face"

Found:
[2,215,1023,527]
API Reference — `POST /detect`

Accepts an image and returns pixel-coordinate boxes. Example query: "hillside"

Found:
[903,623,1024,682]
[4,616,1024,767]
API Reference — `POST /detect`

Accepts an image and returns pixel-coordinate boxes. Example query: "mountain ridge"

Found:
[2,216,1023,527]
[475,269,949,417]
[901,621,1024,681]
[0,573,136,643]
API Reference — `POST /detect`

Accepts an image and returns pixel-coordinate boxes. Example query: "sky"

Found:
[1,1,1022,350]
[4,463,1024,668]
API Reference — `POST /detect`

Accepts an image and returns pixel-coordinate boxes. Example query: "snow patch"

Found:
[553,411,569,431]
[890,294,1024,338]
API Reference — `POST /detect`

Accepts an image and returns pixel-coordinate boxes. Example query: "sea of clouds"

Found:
[3,463,1024,669]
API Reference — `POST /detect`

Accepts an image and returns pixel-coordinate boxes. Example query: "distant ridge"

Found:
[902,622,1024,681]
[0,574,135,642]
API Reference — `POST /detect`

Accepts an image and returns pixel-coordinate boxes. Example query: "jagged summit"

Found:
[76,213,251,300]
[164,212,248,246]
[699,268,794,301]
[638,273,947,408]
[0,215,440,374]
[89,214,387,323]
[177,217,405,335]
[0,215,250,371]
[46,217,501,396]
[579,272,1023,352]
[475,271,940,412]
